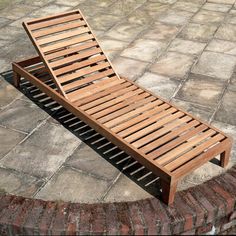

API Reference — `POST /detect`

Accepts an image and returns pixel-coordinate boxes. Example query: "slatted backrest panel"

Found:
[23,10,119,99]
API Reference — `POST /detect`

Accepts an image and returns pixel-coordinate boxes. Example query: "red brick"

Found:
[38,201,57,235]
[128,202,145,235]
[66,203,80,235]
[104,203,118,235]
[181,229,196,235]
[0,195,15,214]
[150,198,171,235]
[23,199,47,235]
[196,223,213,235]
[50,202,69,235]
[219,174,236,196]
[181,191,206,227]
[79,204,92,235]
[90,204,105,235]
[174,194,194,232]
[138,199,158,235]
[210,180,235,215]
[115,202,133,235]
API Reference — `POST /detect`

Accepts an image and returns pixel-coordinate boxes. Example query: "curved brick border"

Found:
[0,166,236,235]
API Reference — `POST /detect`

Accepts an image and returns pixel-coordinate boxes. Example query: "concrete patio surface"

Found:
[0,0,236,204]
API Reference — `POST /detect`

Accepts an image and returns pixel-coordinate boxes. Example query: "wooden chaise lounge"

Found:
[12,10,232,205]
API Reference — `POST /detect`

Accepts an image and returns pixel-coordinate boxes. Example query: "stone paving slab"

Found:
[0,0,235,204]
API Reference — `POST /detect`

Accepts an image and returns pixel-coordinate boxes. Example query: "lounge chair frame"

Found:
[11,10,233,205]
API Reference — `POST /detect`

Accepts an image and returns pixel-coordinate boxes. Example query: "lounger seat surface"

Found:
[12,10,232,205]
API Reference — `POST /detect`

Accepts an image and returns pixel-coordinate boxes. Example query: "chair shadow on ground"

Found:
[1,70,162,200]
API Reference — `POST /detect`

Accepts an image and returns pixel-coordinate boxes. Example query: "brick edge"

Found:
[0,165,236,235]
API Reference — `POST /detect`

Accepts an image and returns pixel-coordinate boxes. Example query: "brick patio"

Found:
[0,0,236,234]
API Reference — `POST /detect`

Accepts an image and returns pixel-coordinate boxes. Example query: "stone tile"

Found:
[121,39,166,62]
[171,1,201,13]
[171,99,214,121]
[80,0,115,8]
[216,24,236,41]
[150,52,195,79]
[0,25,23,41]
[66,143,119,181]
[127,8,154,25]
[112,57,148,81]
[214,90,236,126]
[225,14,236,25]
[206,39,236,55]
[87,14,120,31]
[136,72,179,100]
[103,173,152,202]
[0,39,8,47]
[191,9,225,24]
[0,121,81,178]
[55,0,85,6]
[0,99,48,133]
[156,0,177,3]
[142,22,180,42]
[208,0,235,4]
[202,2,232,12]
[0,58,12,73]
[179,23,218,42]
[0,4,38,20]
[157,9,193,25]
[36,167,109,203]
[0,17,11,27]
[192,51,236,80]
[175,73,225,107]
[99,38,128,60]
[168,38,206,55]
[0,80,22,109]
[0,167,44,197]
[77,4,104,17]
[21,0,54,7]
[140,2,169,17]
[0,126,26,158]
[105,22,146,42]
[9,17,32,28]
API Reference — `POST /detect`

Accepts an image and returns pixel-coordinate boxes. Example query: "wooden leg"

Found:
[13,71,21,88]
[161,179,177,205]
[220,147,231,168]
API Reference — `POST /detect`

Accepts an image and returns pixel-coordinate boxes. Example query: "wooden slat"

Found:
[45,41,98,60]
[33,21,87,38]
[38,27,90,45]
[111,102,167,133]
[155,129,216,165]
[59,61,109,84]
[133,117,196,149]
[166,134,225,171]
[124,111,184,143]
[55,54,106,76]
[27,13,81,30]
[41,34,94,53]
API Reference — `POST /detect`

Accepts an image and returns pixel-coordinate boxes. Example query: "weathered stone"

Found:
[179,23,217,42]
[121,39,166,62]
[140,2,169,17]
[150,52,195,79]
[192,51,236,80]
[214,90,236,126]
[175,73,225,107]
[127,9,154,25]
[225,14,236,25]
[0,126,25,158]
[0,99,48,133]
[157,9,193,25]
[216,24,236,41]
[136,72,179,100]
[36,167,109,203]
[55,0,85,6]
[0,17,11,27]
[171,1,201,13]
[171,99,214,121]
[0,121,81,178]
[103,173,152,202]
[0,79,22,108]
[105,22,146,42]
[142,22,180,41]
[191,9,225,24]
[112,57,148,81]
[206,39,236,55]
[66,143,119,181]
[0,25,23,41]
[0,167,43,197]
[80,0,115,8]
[168,38,205,55]
[78,4,104,17]
[202,2,231,12]
[208,0,235,4]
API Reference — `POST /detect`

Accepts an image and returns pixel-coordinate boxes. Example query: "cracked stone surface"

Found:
[0,0,236,203]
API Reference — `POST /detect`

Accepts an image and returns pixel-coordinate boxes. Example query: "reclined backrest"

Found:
[23,10,119,99]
